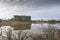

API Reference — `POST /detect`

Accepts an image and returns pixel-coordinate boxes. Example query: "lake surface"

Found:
[31,23,60,30]
[1,23,60,31]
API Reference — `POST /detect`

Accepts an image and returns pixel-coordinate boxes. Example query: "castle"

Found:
[13,15,31,22]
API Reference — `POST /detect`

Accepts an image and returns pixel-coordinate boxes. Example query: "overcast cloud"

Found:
[0,0,60,20]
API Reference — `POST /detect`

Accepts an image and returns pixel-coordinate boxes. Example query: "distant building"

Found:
[13,15,31,22]
[0,19,2,22]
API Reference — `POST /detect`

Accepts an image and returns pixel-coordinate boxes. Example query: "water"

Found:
[31,23,60,31]
[0,23,60,31]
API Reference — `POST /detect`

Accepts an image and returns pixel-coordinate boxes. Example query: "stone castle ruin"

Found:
[13,15,31,22]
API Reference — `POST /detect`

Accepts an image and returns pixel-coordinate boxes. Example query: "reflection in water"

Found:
[11,24,31,30]
[31,23,60,31]
[0,23,60,30]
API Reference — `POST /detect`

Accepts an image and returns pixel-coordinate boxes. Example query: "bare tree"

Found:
[43,25,57,40]
[0,26,13,40]
[20,31,28,40]
[18,30,22,40]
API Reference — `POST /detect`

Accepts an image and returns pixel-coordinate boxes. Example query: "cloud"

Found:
[0,0,60,7]
[0,0,60,20]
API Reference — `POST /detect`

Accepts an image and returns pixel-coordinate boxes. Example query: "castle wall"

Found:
[13,15,31,22]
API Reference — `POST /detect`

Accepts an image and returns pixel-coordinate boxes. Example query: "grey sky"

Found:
[0,0,60,20]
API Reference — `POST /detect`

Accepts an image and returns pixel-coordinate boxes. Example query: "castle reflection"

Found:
[11,23,31,30]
